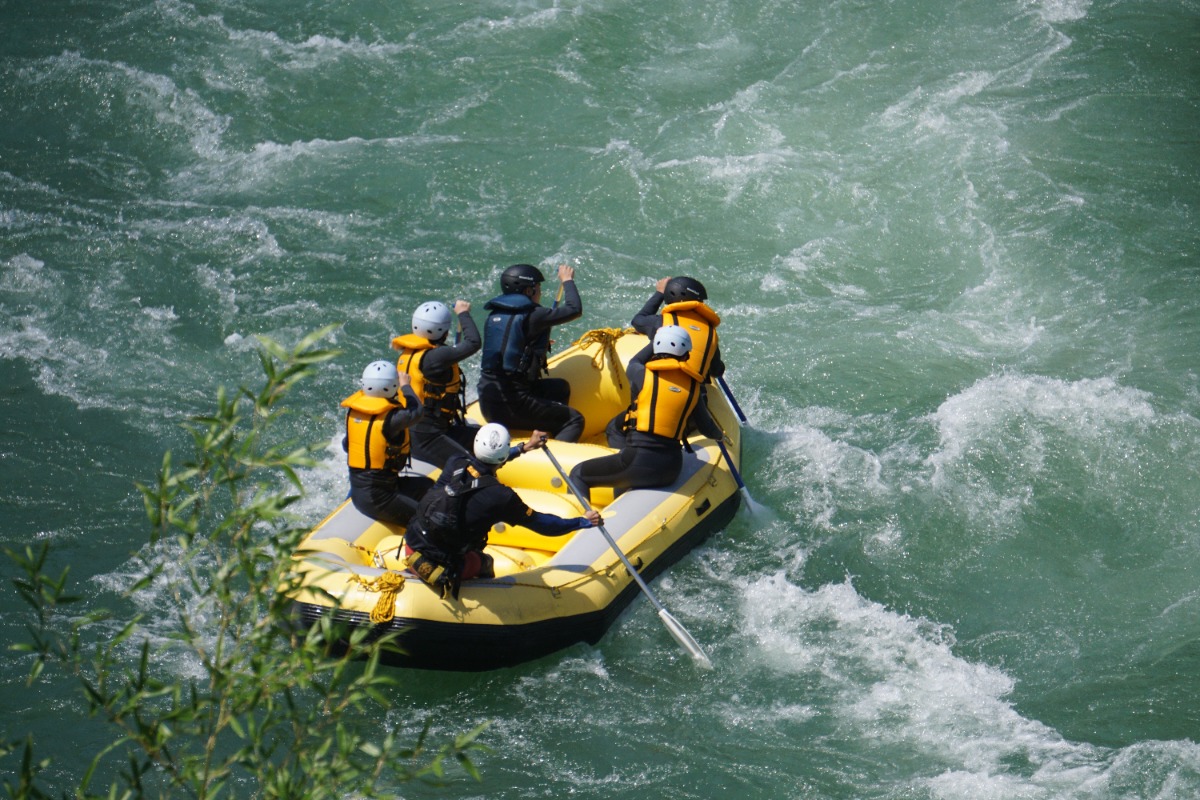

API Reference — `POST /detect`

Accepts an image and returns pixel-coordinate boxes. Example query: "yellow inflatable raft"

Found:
[287,328,742,671]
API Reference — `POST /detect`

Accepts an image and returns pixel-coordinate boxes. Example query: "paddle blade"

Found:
[739,486,773,519]
[658,609,713,669]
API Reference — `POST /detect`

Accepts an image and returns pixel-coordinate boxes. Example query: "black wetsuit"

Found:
[477,281,586,442]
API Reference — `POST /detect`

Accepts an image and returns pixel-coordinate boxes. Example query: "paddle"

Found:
[714,437,754,510]
[712,376,767,514]
[542,445,713,669]
[716,375,747,424]
[713,435,770,517]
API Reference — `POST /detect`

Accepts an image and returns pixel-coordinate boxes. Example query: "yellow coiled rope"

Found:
[350,571,406,623]
[573,327,633,391]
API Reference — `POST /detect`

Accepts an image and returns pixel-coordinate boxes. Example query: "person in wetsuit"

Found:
[476,263,586,442]
[341,360,434,525]
[568,325,720,501]
[403,423,601,597]
[392,298,482,469]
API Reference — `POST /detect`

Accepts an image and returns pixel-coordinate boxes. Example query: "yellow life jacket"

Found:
[341,391,409,471]
[630,358,704,441]
[392,333,464,421]
[662,300,720,378]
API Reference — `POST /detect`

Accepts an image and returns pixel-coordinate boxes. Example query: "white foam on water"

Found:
[758,414,888,532]
[230,30,413,70]
[30,49,230,163]
[705,80,788,147]
[653,149,797,205]
[173,137,357,193]
[291,435,356,524]
[2,232,285,419]
[1026,0,1092,24]
[738,571,1200,796]
[880,71,999,142]
[913,373,1160,543]
[89,438,353,685]
[419,87,495,129]
[586,139,655,214]
[926,374,1155,483]
[0,253,54,294]
[0,254,124,411]
[454,5,568,37]
[195,264,241,322]
[90,538,217,683]
[154,0,416,71]
[172,133,460,196]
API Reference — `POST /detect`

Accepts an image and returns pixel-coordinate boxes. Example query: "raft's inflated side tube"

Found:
[291,478,739,671]
[288,328,743,671]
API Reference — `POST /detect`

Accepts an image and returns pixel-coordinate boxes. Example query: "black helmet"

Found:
[500,264,546,294]
[664,276,707,303]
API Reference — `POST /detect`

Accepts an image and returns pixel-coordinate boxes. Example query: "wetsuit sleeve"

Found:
[522,510,595,537]
[708,343,725,379]
[492,489,594,537]
[457,309,482,351]
[528,279,582,335]
[630,291,664,336]
[383,386,423,437]
[420,311,480,376]
[625,343,651,394]
[420,310,482,372]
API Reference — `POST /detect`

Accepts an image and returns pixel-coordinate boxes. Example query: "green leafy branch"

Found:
[4,327,487,799]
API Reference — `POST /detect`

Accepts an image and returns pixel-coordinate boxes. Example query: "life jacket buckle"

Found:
[403,549,450,596]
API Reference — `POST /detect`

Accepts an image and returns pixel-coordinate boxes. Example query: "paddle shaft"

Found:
[542,445,712,667]
[542,447,666,613]
[715,438,749,497]
[717,375,747,424]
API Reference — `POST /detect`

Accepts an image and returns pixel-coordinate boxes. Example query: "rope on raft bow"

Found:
[350,571,406,624]
[573,327,633,392]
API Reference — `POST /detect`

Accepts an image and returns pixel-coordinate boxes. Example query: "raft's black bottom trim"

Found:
[293,490,740,671]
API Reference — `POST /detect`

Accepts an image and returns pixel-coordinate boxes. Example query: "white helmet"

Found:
[653,325,693,358]
[473,422,511,465]
[360,360,400,398]
[411,301,453,341]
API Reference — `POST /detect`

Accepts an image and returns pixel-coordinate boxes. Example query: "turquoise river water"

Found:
[2,0,1199,797]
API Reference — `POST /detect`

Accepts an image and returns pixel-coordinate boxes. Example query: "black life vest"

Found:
[411,462,499,555]
[480,293,549,379]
